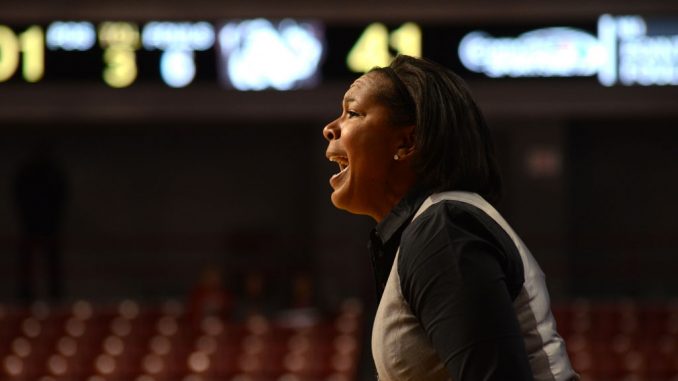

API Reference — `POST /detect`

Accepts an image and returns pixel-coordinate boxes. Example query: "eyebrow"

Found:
[343,96,357,105]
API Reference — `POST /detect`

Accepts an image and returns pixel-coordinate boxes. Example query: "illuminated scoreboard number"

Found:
[346,22,422,73]
[97,21,218,88]
[0,25,44,82]
[99,22,140,88]
[143,21,216,88]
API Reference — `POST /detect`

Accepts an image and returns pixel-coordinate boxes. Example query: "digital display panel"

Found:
[0,15,676,90]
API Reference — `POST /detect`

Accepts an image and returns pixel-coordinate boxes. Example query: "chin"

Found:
[330,191,348,211]
[331,190,353,213]
[331,190,372,218]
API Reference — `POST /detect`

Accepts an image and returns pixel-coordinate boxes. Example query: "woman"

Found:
[322,55,577,381]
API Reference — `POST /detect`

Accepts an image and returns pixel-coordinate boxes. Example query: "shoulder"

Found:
[398,199,524,299]
[401,199,506,254]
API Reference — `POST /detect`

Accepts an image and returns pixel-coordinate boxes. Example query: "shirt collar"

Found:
[372,186,432,245]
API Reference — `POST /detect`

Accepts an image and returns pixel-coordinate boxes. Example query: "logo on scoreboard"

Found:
[216,19,324,91]
[458,14,678,86]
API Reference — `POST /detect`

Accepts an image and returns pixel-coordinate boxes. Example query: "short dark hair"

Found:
[370,55,502,204]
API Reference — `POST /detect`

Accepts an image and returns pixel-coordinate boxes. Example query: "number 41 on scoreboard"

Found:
[346,22,422,73]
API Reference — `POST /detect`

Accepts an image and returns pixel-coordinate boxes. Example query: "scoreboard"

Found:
[0,20,429,89]
[1,15,677,90]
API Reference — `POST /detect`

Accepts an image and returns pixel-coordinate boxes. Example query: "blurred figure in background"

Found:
[13,142,68,303]
[290,272,314,309]
[233,270,270,320]
[273,271,320,328]
[187,265,233,324]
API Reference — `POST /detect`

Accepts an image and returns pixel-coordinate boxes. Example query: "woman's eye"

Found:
[347,110,359,118]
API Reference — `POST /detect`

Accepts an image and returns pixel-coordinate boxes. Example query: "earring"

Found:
[394,154,400,160]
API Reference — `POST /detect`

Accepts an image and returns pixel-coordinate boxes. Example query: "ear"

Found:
[395,125,416,160]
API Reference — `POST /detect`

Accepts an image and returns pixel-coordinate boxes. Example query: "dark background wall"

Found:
[567,120,678,297]
[0,123,374,306]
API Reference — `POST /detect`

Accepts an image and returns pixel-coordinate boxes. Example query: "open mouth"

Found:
[329,156,349,175]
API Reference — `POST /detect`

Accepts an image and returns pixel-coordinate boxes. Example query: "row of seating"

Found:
[5,299,678,381]
[0,299,363,381]
[553,301,678,380]
[552,300,678,338]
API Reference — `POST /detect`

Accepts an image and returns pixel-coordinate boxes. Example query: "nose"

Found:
[323,118,340,142]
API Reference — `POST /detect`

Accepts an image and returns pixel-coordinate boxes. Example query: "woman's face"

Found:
[323,72,414,220]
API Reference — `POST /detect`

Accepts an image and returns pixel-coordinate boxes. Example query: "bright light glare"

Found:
[142,22,214,88]
[160,49,195,88]
[46,21,96,51]
[217,18,324,91]
[597,14,617,87]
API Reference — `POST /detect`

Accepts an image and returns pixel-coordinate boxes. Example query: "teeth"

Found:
[329,156,349,171]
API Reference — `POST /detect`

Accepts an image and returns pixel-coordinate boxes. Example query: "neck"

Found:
[370,174,417,223]
[370,192,404,222]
